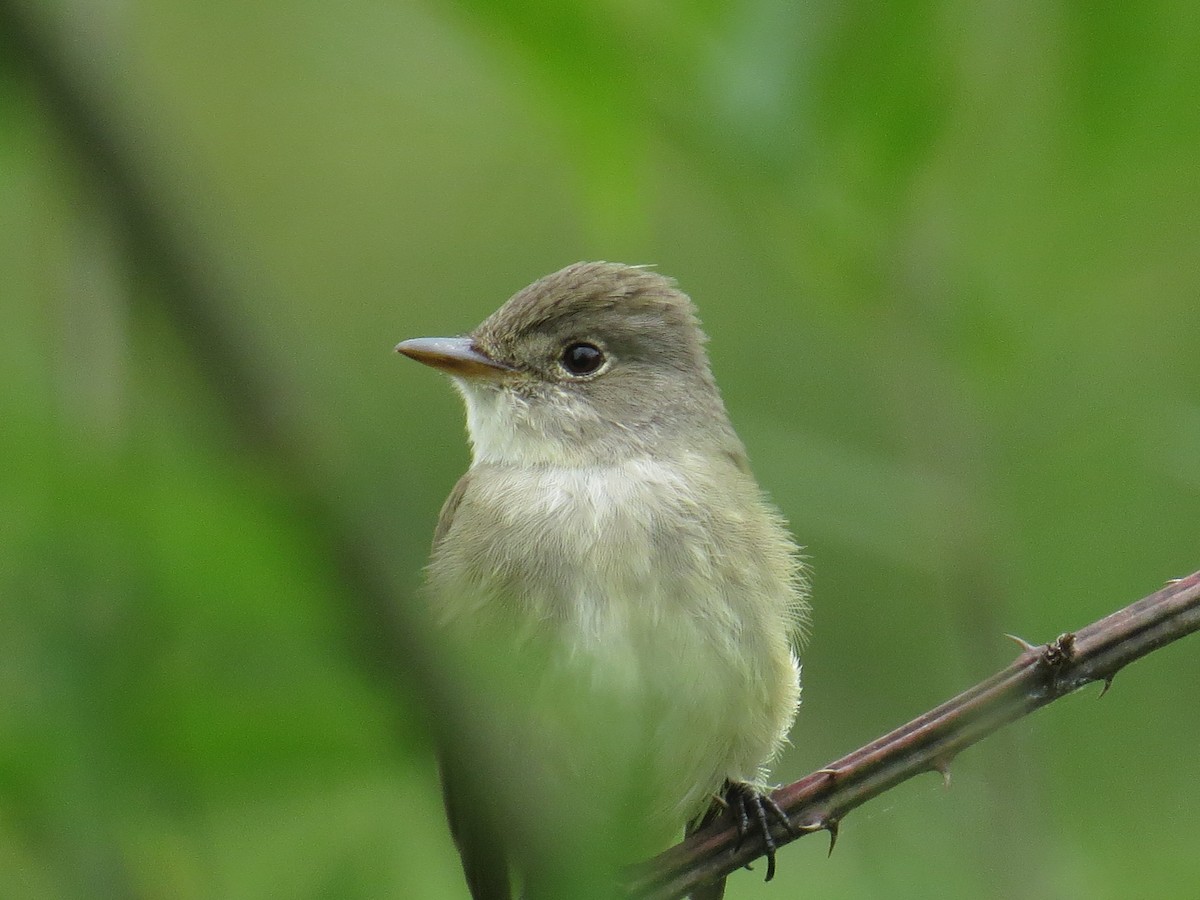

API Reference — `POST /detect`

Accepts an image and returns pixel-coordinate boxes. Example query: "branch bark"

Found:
[625,570,1200,899]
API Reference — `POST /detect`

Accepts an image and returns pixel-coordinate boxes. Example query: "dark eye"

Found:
[560,342,605,376]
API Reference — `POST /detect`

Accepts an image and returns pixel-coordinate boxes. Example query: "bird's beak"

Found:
[395,336,516,380]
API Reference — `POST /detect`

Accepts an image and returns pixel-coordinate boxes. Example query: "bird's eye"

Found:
[560,342,605,376]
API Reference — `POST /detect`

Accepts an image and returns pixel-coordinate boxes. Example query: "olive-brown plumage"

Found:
[397,262,808,899]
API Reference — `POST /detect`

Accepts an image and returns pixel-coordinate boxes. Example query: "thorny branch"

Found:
[625,570,1200,900]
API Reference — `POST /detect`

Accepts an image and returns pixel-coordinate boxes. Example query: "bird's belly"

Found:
[536,533,791,827]
[435,460,801,829]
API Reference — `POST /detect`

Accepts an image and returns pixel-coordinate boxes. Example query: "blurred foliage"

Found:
[2,0,1199,897]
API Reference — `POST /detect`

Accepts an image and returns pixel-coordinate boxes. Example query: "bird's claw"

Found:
[726,781,795,882]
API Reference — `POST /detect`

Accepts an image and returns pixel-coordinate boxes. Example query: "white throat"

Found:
[455,378,621,468]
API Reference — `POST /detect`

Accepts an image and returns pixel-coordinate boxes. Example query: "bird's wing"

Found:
[433,468,472,550]
[439,749,511,900]
[433,469,512,899]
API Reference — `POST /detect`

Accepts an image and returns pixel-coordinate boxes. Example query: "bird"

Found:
[396,262,808,899]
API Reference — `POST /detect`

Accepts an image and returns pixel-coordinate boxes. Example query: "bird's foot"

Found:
[725,781,795,882]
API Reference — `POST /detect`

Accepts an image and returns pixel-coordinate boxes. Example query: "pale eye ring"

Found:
[560,342,605,376]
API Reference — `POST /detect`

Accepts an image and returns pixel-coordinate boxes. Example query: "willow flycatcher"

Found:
[397,262,808,899]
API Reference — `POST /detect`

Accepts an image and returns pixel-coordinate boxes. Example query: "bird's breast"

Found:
[433,456,789,683]
[429,455,804,825]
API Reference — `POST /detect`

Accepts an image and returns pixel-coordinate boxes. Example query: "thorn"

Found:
[1003,633,1039,652]
[931,759,952,788]
[1098,673,1115,698]
[816,766,843,781]
[826,819,840,857]
[1165,577,1183,585]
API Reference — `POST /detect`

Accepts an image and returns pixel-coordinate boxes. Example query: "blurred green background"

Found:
[2,0,1199,897]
